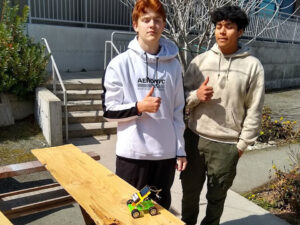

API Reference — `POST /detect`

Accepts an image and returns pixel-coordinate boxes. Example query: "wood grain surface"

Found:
[32,144,184,225]
[0,211,13,225]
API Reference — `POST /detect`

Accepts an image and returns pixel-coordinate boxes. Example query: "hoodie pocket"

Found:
[226,108,240,130]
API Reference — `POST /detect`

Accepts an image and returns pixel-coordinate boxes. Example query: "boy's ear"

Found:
[238,29,244,38]
[133,21,138,33]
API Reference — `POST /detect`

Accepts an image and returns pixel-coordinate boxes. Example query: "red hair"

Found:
[132,0,166,24]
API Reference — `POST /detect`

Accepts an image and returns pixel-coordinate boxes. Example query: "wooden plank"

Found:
[0,151,100,179]
[3,195,74,219]
[0,211,13,225]
[0,183,60,198]
[32,144,184,225]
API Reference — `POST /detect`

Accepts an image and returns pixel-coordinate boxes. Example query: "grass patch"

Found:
[0,115,48,166]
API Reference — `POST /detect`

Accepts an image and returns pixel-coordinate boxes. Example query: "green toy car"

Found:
[127,185,159,218]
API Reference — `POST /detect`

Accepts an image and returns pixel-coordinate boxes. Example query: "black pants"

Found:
[116,156,176,209]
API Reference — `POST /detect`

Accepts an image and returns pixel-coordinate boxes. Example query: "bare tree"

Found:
[120,0,299,71]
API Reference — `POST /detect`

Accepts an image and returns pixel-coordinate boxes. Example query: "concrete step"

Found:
[57,90,103,101]
[47,82,102,90]
[64,100,103,111]
[64,111,106,123]
[66,122,117,138]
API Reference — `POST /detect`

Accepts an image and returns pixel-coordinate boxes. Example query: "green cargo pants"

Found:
[181,128,239,225]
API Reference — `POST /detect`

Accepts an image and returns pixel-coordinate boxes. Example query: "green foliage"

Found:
[0,0,49,99]
[258,106,300,144]
[243,193,275,210]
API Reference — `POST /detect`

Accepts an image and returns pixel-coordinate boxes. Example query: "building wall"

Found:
[27,24,118,73]
[249,41,300,90]
[295,0,300,16]
[28,24,300,90]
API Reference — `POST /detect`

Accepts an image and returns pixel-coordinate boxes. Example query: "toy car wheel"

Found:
[149,207,158,216]
[131,209,140,218]
[127,199,133,205]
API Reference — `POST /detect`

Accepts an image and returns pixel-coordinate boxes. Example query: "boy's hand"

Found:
[197,77,214,102]
[137,86,161,113]
[176,157,187,171]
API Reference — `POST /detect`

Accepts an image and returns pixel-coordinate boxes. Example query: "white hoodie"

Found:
[102,37,186,160]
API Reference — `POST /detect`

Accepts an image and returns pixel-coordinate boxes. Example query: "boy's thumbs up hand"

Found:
[146,86,155,97]
[196,77,214,102]
[137,86,161,114]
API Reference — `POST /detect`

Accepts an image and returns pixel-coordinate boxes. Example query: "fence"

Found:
[27,0,132,29]
[27,0,300,43]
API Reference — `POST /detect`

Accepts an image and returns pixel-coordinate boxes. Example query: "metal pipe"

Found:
[42,38,68,142]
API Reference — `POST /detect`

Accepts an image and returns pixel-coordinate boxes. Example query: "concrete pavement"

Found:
[70,134,290,225]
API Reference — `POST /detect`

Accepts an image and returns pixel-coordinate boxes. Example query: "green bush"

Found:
[0,0,49,99]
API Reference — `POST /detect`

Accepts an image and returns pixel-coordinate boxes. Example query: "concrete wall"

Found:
[232,144,298,193]
[35,87,63,146]
[249,41,300,90]
[0,94,33,127]
[27,24,300,90]
[27,24,120,73]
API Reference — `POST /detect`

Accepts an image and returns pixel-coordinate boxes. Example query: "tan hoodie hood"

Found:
[184,43,265,151]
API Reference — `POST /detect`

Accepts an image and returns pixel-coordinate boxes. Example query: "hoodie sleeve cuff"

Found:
[186,90,200,108]
[176,148,186,157]
[237,140,248,151]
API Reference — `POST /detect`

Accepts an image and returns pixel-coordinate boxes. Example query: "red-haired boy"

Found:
[102,0,187,209]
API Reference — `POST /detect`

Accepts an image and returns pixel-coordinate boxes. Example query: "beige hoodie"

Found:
[184,43,265,151]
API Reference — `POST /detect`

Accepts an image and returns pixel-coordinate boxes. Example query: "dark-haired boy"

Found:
[181,5,264,225]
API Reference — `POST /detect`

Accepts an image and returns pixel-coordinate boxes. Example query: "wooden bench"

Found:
[0,211,13,225]
[32,144,185,225]
[0,150,100,220]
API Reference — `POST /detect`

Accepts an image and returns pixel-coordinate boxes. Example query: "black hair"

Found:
[211,5,249,30]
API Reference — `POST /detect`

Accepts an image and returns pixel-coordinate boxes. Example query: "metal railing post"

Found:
[52,63,56,94]
[275,20,280,42]
[27,0,32,24]
[292,17,298,44]
[254,16,259,40]
[85,0,87,28]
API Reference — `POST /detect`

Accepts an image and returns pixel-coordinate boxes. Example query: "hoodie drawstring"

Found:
[218,54,221,78]
[226,57,232,80]
[144,52,159,80]
[155,57,158,80]
[145,52,149,78]
[218,54,232,80]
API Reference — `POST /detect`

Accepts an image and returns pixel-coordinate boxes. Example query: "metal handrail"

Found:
[104,31,135,69]
[42,38,69,142]
[104,41,120,69]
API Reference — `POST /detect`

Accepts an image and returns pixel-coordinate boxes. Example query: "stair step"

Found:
[65,100,103,111]
[47,82,102,90]
[64,111,106,123]
[57,90,103,101]
[66,122,117,138]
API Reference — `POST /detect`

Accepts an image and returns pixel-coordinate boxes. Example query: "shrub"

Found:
[0,0,49,99]
[270,164,300,215]
[258,106,299,144]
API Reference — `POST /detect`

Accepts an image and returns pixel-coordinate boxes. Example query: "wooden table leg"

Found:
[80,206,96,225]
